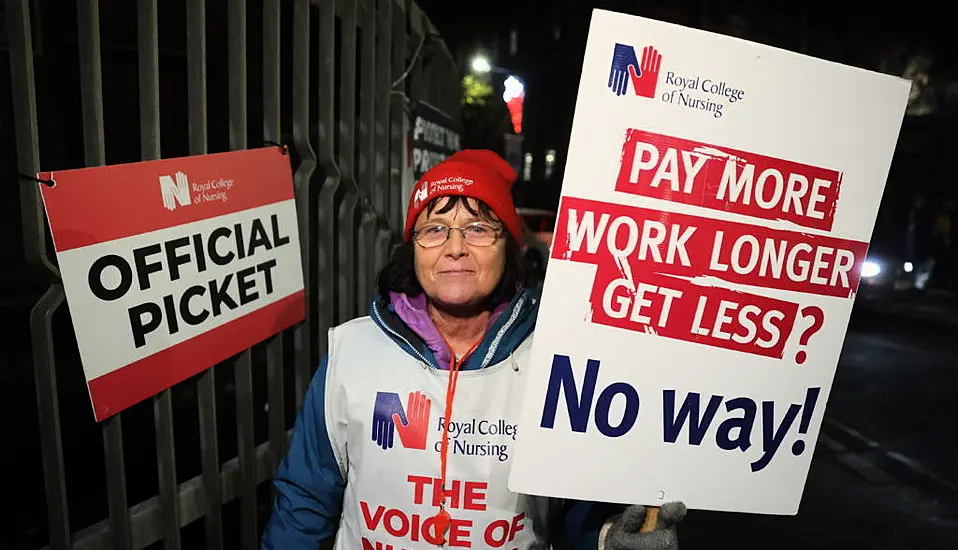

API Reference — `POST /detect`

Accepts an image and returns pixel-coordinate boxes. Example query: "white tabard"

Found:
[326,316,555,549]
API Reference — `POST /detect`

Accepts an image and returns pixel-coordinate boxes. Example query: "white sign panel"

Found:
[39,148,306,421]
[508,9,910,515]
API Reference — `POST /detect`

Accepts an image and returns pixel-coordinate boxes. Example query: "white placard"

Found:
[507,9,910,515]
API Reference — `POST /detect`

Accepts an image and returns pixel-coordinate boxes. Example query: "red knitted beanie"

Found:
[404,149,522,243]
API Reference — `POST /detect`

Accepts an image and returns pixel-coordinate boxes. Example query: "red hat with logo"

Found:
[404,149,522,243]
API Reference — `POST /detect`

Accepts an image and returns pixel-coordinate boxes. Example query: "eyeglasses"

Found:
[412,222,501,248]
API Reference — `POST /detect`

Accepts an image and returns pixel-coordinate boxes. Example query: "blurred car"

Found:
[516,207,556,283]
[859,241,916,294]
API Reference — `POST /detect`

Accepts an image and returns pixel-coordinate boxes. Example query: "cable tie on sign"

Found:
[18,172,55,187]
[264,140,289,155]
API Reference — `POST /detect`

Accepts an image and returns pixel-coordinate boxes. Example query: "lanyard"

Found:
[431,337,481,544]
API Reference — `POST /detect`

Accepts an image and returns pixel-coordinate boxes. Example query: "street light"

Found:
[466,53,526,169]
[470,55,491,74]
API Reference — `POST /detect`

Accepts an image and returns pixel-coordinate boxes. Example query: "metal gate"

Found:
[1,0,459,548]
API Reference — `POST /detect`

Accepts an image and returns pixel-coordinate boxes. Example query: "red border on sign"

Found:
[86,290,305,421]
[40,147,294,252]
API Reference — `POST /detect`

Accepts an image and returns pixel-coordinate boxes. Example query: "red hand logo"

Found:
[393,391,431,450]
[628,46,662,99]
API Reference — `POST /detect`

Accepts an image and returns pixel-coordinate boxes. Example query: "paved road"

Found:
[680,295,958,549]
[830,298,958,486]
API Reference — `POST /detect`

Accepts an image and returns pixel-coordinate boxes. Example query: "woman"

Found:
[261,150,686,549]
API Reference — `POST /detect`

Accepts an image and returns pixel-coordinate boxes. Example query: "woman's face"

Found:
[412,197,506,311]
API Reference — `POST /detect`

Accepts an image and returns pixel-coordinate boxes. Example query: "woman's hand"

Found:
[600,502,687,550]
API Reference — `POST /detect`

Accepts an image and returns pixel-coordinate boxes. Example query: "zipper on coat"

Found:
[372,300,433,366]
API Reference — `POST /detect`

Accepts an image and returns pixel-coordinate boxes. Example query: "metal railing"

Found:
[3,0,460,548]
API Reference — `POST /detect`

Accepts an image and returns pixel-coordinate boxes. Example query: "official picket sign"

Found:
[39,147,305,421]
[507,10,911,515]
[410,100,462,181]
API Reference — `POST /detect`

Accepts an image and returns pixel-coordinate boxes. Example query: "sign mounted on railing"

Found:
[410,100,462,182]
[507,9,911,515]
[39,147,306,421]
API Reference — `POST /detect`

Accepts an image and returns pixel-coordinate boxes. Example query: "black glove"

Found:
[601,502,687,550]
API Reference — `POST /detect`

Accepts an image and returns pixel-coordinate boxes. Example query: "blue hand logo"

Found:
[609,43,640,96]
[372,392,406,450]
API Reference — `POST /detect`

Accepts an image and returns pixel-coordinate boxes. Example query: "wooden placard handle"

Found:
[639,506,660,533]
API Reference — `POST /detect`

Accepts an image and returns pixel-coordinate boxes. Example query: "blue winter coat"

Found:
[261,288,623,548]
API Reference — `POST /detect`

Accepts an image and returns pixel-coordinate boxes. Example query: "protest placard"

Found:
[508,10,911,515]
[39,147,305,421]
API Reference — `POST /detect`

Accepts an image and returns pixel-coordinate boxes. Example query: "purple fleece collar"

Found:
[388,291,509,369]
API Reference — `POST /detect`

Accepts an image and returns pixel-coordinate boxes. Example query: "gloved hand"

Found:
[600,502,687,550]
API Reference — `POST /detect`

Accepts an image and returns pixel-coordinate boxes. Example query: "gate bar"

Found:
[77,0,133,547]
[6,0,71,547]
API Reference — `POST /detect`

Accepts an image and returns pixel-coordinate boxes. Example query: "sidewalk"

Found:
[679,442,958,549]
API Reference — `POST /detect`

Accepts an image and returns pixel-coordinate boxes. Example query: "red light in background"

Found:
[506,94,524,134]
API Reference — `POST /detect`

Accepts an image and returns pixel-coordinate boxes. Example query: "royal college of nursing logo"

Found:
[159,171,193,211]
[607,42,662,99]
[372,391,432,451]
[413,181,429,207]
[159,170,235,211]
[607,41,746,118]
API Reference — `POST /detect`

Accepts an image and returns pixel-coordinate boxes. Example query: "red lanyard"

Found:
[431,337,481,544]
